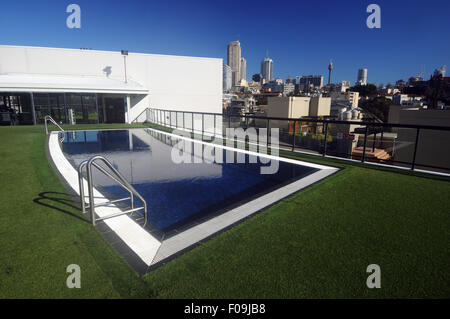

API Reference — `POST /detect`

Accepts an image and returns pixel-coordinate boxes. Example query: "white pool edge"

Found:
[48,132,161,266]
[48,129,338,270]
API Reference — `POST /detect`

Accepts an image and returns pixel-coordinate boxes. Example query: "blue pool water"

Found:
[61,129,317,232]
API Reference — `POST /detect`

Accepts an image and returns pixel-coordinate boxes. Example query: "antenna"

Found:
[418,64,425,79]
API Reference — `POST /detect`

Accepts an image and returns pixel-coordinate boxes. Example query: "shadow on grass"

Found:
[33,191,89,223]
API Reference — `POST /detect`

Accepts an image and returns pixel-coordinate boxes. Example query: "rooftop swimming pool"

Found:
[61,129,318,234]
[49,128,338,271]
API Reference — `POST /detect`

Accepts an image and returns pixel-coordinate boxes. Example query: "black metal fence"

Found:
[145,108,450,175]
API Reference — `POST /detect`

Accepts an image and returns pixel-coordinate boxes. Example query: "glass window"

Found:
[97,95,105,123]
[33,93,51,124]
[17,94,34,125]
[66,93,83,124]
[82,94,98,124]
[49,93,66,124]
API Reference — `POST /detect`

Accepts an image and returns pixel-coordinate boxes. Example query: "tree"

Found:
[349,83,378,96]
[252,74,261,83]
[359,97,393,122]
[303,86,312,94]
[293,89,302,96]
[425,76,447,109]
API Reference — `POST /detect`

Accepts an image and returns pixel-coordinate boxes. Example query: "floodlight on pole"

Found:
[121,50,128,83]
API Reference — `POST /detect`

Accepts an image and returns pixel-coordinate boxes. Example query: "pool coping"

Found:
[48,128,339,274]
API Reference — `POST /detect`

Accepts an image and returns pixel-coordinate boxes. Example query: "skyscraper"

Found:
[357,68,368,85]
[240,57,246,82]
[223,64,232,92]
[261,56,273,83]
[227,41,241,86]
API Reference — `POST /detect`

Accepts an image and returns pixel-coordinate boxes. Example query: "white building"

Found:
[261,57,273,83]
[223,64,232,92]
[247,81,261,94]
[240,57,246,82]
[0,45,222,125]
[392,94,424,107]
[330,90,360,119]
[265,96,311,118]
[265,96,330,118]
[340,80,351,92]
[346,91,359,108]
[283,82,295,96]
[357,68,368,85]
[309,96,331,117]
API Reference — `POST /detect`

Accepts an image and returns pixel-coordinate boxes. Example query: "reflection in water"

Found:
[61,129,317,232]
[64,130,152,154]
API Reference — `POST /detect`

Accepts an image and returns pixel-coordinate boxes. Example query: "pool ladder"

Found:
[44,115,65,142]
[78,155,148,227]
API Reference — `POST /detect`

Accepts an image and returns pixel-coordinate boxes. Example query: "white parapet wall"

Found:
[0,45,223,121]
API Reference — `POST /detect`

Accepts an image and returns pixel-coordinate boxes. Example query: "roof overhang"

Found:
[0,74,149,95]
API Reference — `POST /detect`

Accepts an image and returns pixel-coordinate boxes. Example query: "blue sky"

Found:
[0,0,449,85]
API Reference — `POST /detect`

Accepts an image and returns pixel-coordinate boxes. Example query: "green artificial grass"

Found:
[0,124,449,298]
[145,166,450,298]
[0,124,154,298]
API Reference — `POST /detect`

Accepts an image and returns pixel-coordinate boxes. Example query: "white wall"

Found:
[266,97,311,118]
[0,45,223,121]
[309,97,331,117]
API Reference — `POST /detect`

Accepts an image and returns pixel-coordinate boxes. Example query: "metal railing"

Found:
[144,107,450,175]
[145,107,223,137]
[44,115,65,134]
[78,155,148,227]
[131,107,150,123]
[44,115,65,142]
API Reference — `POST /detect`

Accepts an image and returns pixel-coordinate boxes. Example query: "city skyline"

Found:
[0,1,449,85]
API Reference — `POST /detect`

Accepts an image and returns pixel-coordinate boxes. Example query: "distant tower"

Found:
[328,60,334,85]
[357,68,368,85]
[227,40,242,86]
[240,57,247,82]
[261,55,274,83]
[222,64,232,92]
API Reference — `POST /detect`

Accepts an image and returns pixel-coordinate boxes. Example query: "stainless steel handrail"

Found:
[78,155,148,227]
[78,161,134,213]
[44,115,65,142]
[44,115,65,134]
